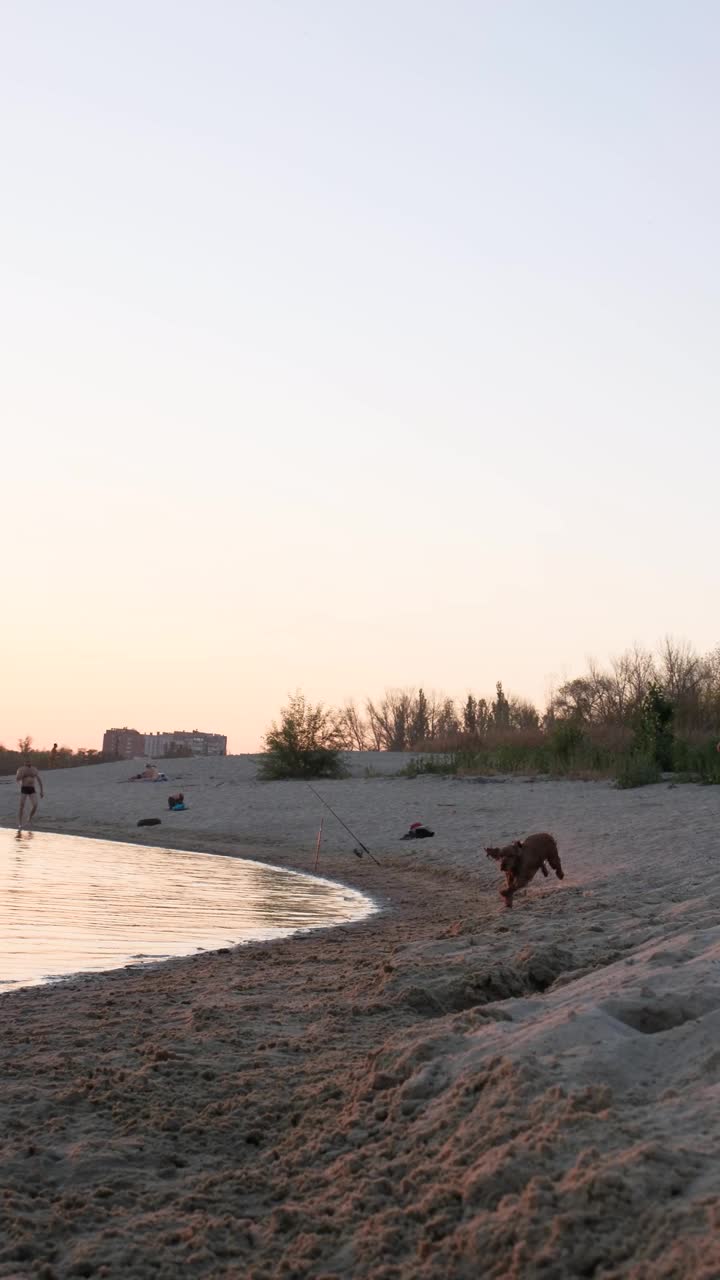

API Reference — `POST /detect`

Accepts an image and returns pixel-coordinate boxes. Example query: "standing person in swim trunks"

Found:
[16,758,44,833]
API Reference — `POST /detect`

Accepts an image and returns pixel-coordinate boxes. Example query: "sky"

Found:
[2,0,719,752]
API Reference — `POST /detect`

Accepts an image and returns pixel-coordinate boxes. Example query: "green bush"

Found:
[615,754,662,789]
[634,684,674,770]
[260,747,345,780]
[403,739,619,779]
[260,692,347,780]
[672,738,720,783]
[550,721,586,763]
[401,754,459,777]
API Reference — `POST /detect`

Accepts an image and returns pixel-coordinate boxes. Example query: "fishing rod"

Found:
[305,783,381,866]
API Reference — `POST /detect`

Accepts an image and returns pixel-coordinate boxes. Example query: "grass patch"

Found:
[400,740,621,779]
[614,755,662,789]
[393,729,720,787]
[672,739,720,783]
[402,754,462,777]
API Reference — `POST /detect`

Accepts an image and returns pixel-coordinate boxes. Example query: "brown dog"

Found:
[485,832,564,908]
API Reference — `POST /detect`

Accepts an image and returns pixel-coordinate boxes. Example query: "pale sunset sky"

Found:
[2,1,719,752]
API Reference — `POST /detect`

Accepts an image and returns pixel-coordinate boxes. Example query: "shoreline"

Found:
[1,821,480,1279]
[1,825,385,997]
[2,760,720,1277]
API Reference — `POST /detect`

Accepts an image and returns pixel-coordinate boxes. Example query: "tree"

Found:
[608,646,656,721]
[475,697,491,734]
[410,688,430,747]
[435,697,460,741]
[261,693,346,779]
[698,646,720,732]
[548,649,658,727]
[658,637,703,729]
[336,701,369,751]
[635,683,674,771]
[365,690,414,751]
[548,676,602,724]
[492,682,510,730]
[17,736,32,756]
[509,697,540,730]
[462,694,478,736]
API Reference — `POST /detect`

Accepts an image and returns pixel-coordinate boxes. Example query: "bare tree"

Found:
[365,704,385,751]
[658,637,702,707]
[698,646,720,731]
[547,676,602,723]
[365,689,415,751]
[608,646,656,720]
[336,700,370,751]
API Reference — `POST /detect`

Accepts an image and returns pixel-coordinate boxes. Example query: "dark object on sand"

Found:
[401,822,435,840]
[137,818,162,827]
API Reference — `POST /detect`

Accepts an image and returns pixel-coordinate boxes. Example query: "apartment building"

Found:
[144,730,227,758]
[102,727,146,759]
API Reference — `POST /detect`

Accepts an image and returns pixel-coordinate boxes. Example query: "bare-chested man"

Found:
[16,758,44,833]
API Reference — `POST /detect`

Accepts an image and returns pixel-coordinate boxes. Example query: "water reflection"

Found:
[1,829,376,990]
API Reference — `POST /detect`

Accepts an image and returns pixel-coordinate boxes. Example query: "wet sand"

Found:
[1,758,720,1278]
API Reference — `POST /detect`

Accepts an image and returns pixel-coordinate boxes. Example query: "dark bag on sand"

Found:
[401,825,435,840]
[137,818,162,827]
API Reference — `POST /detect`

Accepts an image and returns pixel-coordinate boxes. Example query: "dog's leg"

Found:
[547,846,565,880]
[540,861,549,877]
[502,870,518,908]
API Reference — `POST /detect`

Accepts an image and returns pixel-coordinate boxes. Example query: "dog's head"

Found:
[486,840,523,863]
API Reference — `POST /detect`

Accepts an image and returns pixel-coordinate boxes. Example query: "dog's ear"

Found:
[514,840,524,849]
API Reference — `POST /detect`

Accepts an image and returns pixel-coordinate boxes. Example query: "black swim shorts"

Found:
[21,785,35,795]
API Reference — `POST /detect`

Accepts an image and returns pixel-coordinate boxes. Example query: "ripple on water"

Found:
[0,828,377,990]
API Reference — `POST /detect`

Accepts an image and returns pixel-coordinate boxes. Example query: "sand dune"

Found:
[1,756,719,1277]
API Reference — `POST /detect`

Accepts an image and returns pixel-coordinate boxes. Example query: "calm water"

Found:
[0,829,376,990]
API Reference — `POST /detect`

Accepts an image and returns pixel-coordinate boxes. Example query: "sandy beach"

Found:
[2,755,720,1278]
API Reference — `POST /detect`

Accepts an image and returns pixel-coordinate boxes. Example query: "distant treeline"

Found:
[0,738,109,777]
[263,640,720,785]
[328,640,720,751]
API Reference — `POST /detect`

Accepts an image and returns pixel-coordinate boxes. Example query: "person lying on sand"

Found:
[16,759,44,833]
